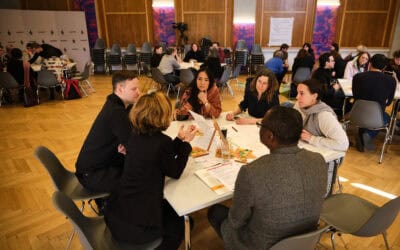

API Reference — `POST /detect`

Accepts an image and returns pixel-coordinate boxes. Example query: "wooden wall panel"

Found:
[20,0,73,10]
[337,0,399,47]
[255,0,316,48]
[103,0,146,13]
[106,15,148,47]
[97,0,153,47]
[175,0,233,48]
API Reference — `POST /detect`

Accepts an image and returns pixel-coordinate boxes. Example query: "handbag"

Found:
[23,87,39,107]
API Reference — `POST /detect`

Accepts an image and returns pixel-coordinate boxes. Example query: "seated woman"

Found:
[176,67,222,118]
[344,51,370,79]
[150,45,164,68]
[202,47,223,80]
[226,68,279,124]
[293,79,349,152]
[104,91,197,249]
[183,43,204,62]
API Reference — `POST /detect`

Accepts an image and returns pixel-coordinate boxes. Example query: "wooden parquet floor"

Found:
[0,74,399,249]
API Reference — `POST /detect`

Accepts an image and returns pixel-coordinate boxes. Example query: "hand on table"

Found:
[117,144,126,155]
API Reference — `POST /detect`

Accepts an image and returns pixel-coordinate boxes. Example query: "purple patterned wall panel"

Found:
[233,23,255,51]
[153,7,176,46]
[73,0,98,48]
[312,5,339,58]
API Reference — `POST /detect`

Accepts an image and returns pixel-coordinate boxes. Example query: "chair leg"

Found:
[337,233,348,250]
[85,80,95,93]
[65,229,75,250]
[79,82,88,97]
[379,128,391,164]
[226,82,234,96]
[382,231,390,250]
[330,232,336,250]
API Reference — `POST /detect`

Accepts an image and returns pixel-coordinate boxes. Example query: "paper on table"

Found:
[189,110,215,150]
[195,167,231,195]
[207,162,242,191]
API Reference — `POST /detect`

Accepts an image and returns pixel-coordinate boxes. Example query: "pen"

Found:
[232,126,238,132]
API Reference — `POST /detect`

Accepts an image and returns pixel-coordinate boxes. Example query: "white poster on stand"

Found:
[268,17,294,46]
[0,9,90,72]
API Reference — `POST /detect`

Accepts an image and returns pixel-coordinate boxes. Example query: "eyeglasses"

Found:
[256,122,268,129]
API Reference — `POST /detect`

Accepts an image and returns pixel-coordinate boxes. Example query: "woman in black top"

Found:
[183,43,204,62]
[226,68,280,124]
[104,91,197,249]
[150,45,164,68]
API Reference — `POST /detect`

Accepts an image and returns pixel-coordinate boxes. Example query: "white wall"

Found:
[0,9,90,72]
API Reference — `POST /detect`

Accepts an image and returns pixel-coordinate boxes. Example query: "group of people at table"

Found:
[0,42,71,102]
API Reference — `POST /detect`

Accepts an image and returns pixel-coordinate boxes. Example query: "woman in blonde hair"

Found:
[105,91,197,249]
[226,68,280,124]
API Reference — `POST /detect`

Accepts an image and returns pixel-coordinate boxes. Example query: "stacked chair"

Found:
[108,43,123,73]
[92,38,106,74]
[234,40,249,74]
[123,43,139,72]
[139,42,152,75]
[249,44,265,75]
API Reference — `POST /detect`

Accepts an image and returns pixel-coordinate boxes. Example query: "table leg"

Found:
[184,215,191,250]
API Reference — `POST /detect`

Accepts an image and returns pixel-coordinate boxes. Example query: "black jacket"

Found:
[75,93,132,174]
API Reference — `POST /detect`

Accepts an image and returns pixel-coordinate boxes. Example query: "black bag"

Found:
[64,79,82,100]
[23,87,39,107]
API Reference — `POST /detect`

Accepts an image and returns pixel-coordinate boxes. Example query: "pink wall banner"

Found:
[312,5,339,58]
[153,6,176,46]
[233,23,255,50]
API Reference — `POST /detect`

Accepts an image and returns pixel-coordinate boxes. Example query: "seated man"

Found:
[352,54,396,151]
[75,70,141,194]
[158,47,181,85]
[207,106,327,249]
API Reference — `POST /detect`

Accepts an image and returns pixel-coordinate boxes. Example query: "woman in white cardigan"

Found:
[293,79,349,152]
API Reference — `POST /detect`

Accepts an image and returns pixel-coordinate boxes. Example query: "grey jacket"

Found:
[221,146,327,249]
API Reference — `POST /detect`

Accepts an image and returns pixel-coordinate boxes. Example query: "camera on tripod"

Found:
[172,22,188,32]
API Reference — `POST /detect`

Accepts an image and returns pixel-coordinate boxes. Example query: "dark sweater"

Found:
[104,132,192,244]
[75,94,132,174]
[352,71,396,111]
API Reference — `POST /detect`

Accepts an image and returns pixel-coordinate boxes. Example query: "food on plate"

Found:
[191,146,209,157]
[233,148,256,163]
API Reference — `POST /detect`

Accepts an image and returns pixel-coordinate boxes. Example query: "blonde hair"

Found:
[129,91,172,135]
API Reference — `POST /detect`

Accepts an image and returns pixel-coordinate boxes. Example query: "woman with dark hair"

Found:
[293,79,349,151]
[104,91,197,249]
[7,48,35,101]
[302,42,315,63]
[183,43,204,62]
[226,68,279,124]
[202,47,223,80]
[150,45,164,68]
[175,67,221,118]
[344,51,370,79]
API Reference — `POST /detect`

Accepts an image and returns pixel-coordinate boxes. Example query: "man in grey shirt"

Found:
[158,47,181,85]
[208,106,327,249]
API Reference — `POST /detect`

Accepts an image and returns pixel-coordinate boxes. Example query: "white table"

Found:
[163,114,345,249]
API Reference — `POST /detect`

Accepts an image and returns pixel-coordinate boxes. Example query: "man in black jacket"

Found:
[75,70,141,193]
[28,42,63,64]
[352,54,396,152]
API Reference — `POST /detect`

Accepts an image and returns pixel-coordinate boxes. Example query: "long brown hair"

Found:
[249,68,278,103]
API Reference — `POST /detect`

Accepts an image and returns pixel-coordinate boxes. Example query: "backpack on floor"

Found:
[64,79,82,100]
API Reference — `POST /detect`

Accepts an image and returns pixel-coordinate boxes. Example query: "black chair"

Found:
[108,43,123,73]
[92,38,106,74]
[124,44,139,71]
[151,68,180,99]
[0,72,23,106]
[249,44,264,75]
[139,42,152,75]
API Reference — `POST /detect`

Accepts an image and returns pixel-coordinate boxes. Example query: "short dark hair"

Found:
[318,52,331,68]
[11,48,23,59]
[280,43,289,50]
[393,50,400,59]
[370,54,387,70]
[261,106,303,145]
[166,47,175,55]
[331,42,339,52]
[112,70,137,90]
[299,79,323,100]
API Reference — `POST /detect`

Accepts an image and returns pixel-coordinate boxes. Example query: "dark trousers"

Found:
[207,204,229,238]
[76,166,123,193]
[163,73,180,85]
[156,200,185,250]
